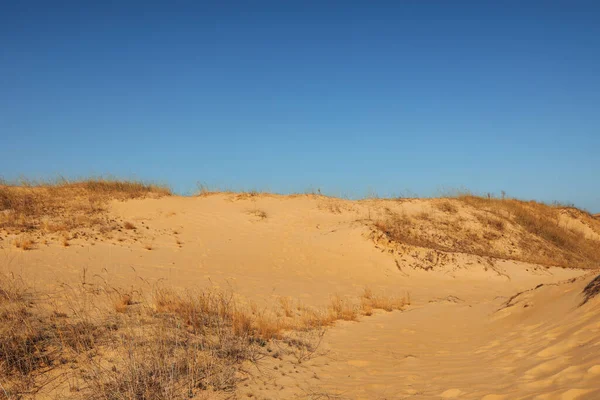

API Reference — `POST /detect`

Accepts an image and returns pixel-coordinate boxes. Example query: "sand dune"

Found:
[1,187,599,399]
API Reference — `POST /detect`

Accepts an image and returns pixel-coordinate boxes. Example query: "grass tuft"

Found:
[0,178,170,234]
[13,236,34,250]
[248,209,268,220]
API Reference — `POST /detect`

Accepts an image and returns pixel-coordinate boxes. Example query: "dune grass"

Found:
[374,195,600,269]
[0,178,170,233]
[0,272,407,399]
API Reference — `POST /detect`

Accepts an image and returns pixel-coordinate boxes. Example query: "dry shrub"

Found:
[85,321,240,399]
[437,201,458,214]
[247,209,268,220]
[153,288,283,341]
[475,213,505,232]
[463,195,600,267]
[77,179,171,197]
[373,214,442,251]
[360,288,408,314]
[0,280,259,399]
[13,235,34,250]
[0,178,170,233]
[416,211,432,221]
[482,231,501,241]
[113,293,133,313]
[297,306,336,330]
[374,195,600,269]
[328,295,358,321]
[0,273,27,303]
[278,296,294,317]
[0,311,52,394]
[0,277,407,399]
[0,273,106,396]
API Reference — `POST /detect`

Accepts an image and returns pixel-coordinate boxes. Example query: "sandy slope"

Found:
[254,275,600,399]
[1,193,599,399]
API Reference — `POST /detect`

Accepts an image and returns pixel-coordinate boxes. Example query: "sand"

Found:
[2,193,599,399]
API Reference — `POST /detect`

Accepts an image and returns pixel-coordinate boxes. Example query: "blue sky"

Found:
[1,1,599,211]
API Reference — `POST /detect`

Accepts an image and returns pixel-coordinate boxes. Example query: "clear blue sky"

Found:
[1,2,599,211]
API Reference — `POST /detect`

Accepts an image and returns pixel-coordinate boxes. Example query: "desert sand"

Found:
[2,187,600,399]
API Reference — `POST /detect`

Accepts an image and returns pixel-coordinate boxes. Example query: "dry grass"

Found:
[247,209,268,220]
[0,178,170,234]
[113,293,133,313]
[328,295,358,321]
[0,273,107,397]
[436,201,458,214]
[0,274,409,399]
[278,296,294,318]
[460,195,600,267]
[360,288,409,314]
[416,211,432,221]
[0,280,281,398]
[153,289,288,341]
[13,235,34,250]
[194,185,266,201]
[373,195,600,269]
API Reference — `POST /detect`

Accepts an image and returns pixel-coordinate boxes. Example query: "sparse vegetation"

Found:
[373,195,600,269]
[436,201,458,214]
[360,287,409,313]
[328,295,358,321]
[475,213,505,232]
[0,272,407,399]
[0,178,170,234]
[112,292,133,313]
[13,235,34,250]
[279,296,294,318]
[195,184,265,200]
[248,209,268,220]
[416,211,432,221]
